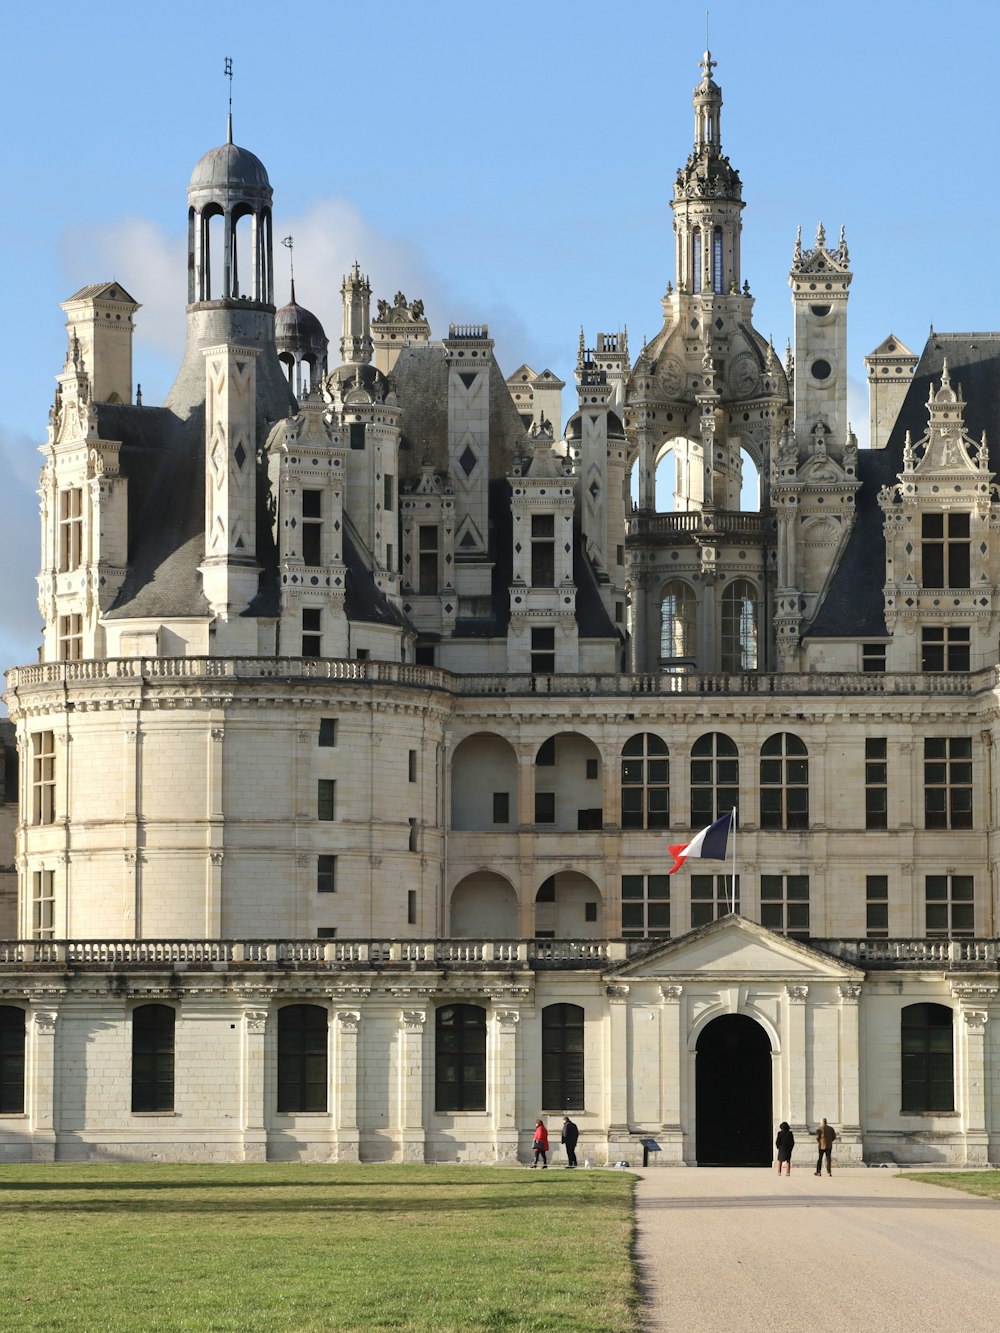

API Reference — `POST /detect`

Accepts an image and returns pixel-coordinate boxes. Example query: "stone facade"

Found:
[3,54,1000,1166]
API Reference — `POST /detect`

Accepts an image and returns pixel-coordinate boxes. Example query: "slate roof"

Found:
[807,332,1000,639]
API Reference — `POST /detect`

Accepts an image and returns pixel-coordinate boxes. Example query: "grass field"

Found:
[0,1164,638,1333]
[904,1170,1000,1202]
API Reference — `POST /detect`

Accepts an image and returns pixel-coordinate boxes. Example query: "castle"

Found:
[1,54,998,1167]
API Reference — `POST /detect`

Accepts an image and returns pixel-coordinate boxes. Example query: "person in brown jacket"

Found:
[814,1118,836,1176]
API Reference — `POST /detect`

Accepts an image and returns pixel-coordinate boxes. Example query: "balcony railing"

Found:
[5,657,990,699]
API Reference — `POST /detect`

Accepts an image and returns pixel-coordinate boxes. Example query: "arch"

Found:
[720,579,759,671]
[690,732,739,825]
[695,1014,772,1165]
[760,733,809,830]
[200,203,225,302]
[621,732,670,829]
[659,581,696,666]
[541,1003,585,1111]
[230,203,256,301]
[277,1003,328,1113]
[435,1003,486,1111]
[534,871,603,938]
[901,1003,954,1112]
[0,1006,25,1115]
[739,449,761,511]
[533,731,602,831]
[131,1003,175,1113]
[653,436,704,512]
[692,227,702,294]
[451,733,518,830]
[450,871,519,938]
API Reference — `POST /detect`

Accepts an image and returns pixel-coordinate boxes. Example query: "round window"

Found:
[811,359,832,380]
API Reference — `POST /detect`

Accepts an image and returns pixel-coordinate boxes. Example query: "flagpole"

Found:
[730,806,738,914]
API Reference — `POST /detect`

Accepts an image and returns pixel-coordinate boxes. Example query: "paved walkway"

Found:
[634,1166,1000,1332]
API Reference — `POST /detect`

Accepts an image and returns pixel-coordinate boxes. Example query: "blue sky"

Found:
[2,0,998,676]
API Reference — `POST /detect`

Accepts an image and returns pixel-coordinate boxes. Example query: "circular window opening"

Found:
[810,304,831,317]
[811,359,832,381]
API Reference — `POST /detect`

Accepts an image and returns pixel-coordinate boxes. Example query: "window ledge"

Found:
[898,1110,960,1118]
[131,1111,177,1118]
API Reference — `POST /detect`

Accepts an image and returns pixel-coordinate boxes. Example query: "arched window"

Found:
[901,1004,954,1112]
[712,227,723,294]
[435,1004,486,1111]
[760,734,809,830]
[131,1004,175,1113]
[691,733,738,825]
[0,1007,25,1115]
[691,228,702,294]
[621,733,670,829]
[721,580,758,671]
[660,581,696,664]
[277,1004,328,1113]
[542,1004,584,1110]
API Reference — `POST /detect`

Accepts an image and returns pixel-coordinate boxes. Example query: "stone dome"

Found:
[275,300,327,346]
[188,142,271,194]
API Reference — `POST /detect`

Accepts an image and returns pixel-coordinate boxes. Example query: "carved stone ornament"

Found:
[401,1010,426,1031]
[494,1009,520,1031]
[210,852,224,867]
[963,1010,989,1031]
[606,984,630,1000]
[660,985,684,1002]
[337,1010,361,1032]
[838,984,862,1003]
[211,728,225,742]
[244,1010,268,1034]
[33,1011,57,1033]
[786,985,809,1002]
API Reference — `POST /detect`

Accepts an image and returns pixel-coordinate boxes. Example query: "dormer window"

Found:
[530,514,555,587]
[922,512,970,589]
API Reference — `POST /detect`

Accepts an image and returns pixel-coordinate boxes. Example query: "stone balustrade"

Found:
[4,657,988,699]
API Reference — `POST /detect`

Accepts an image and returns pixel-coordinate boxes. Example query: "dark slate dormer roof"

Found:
[343,527,409,630]
[807,333,1000,639]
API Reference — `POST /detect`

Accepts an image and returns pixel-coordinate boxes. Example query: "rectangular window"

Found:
[58,488,83,572]
[407,890,417,925]
[585,758,598,781]
[921,626,970,672]
[301,489,322,565]
[317,855,336,893]
[31,870,55,940]
[415,642,435,667]
[531,626,556,674]
[616,545,624,567]
[349,422,365,450]
[418,525,439,595]
[865,738,888,830]
[620,874,670,938]
[530,513,555,587]
[302,608,322,658]
[922,511,970,589]
[318,718,337,747]
[535,791,556,824]
[316,927,338,939]
[408,749,417,782]
[691,874,739,928]
[584,901,597,923]
[760,875,810,939]
[386,544,393,573]
[31,732,56,826]
[866,875,888,938]
[862,643,887,673]
[924,737,973,829]
[58,613,83,662]
[383,474,394,513]
[493,791,510,824]
[925,875,974,937]
[317,779,336,822]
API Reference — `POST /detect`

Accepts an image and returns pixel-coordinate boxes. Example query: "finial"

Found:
[793,226,802,262]
[941,357,950,388]
[699,48,717,81]
[816,220,825,247]
[765,337,775,371]
[136,384,142,407]
[224,57,233,144]
[282,236,295,303]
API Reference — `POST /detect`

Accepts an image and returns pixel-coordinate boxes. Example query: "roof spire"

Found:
[281,235,295,304]
[224,57,233,144]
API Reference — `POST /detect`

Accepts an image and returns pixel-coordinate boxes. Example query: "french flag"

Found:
[667,811,734,875]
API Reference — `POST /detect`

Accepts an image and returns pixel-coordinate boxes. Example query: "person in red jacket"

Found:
[532,1119,549,1168]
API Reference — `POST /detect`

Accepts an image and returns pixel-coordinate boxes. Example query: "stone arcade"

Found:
[2,56,1000,1166]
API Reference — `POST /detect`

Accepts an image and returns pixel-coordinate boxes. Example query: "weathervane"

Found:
[224,57,233,142]
[281,236,296,302]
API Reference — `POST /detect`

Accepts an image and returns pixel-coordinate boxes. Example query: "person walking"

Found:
[532,1119,549,1168]
[561,1116,579,1168]
[775,1121,794,1176]
[814,1118,836,1176]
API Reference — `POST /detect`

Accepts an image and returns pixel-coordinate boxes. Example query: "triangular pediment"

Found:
[607,914,863,981]
[867,332,916,360]
[506,364,537,387]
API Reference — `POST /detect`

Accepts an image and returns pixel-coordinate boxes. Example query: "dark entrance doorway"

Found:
[695,1014,772,1165]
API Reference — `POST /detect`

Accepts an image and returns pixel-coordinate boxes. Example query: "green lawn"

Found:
[904,1170,1000,1202]
[0,1164,638,1333]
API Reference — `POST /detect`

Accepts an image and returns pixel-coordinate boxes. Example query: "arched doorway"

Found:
[695,1014,772,1165]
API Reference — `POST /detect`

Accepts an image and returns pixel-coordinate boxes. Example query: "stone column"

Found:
[333,1009,361,1163]
[606,984,630,1162]
[955,991,993,1166]
[837,983,863,1163]
[785,985,808,1132]
[398,1010,426,1164]
[491,1008,520,1164]
[658,985,684,1164]
[239,1004,268,1163]
[27,1003,59,1162]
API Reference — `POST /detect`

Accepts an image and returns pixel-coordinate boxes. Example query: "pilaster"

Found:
[491,1007,520,1163]
[333,1009,361,1162]
[658,984,685,1163]
[239,1003,268,1162]
[398,1010,426,1164]
[27,1003,59,1162]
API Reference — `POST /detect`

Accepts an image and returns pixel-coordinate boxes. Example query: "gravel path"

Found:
[634,1166,1000,1332]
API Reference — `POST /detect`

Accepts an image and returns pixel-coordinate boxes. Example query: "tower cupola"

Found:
[187,120,274,306]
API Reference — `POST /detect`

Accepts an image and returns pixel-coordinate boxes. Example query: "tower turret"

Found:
[340,263,373,366]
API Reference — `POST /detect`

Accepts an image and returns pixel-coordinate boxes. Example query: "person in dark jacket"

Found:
[532,1119,549,1168]
[814,1119,837,1176]
[775,1122,794,1175]
[561,1116,579,1168]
